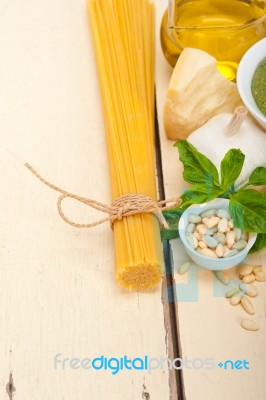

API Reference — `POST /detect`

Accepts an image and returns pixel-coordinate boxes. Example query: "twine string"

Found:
[25,163,181,229]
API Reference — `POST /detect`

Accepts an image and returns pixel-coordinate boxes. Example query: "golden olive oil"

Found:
[161,0,266,79]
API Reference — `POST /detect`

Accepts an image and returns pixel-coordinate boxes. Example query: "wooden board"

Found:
[0,1,171,399]
[155,0,266,398]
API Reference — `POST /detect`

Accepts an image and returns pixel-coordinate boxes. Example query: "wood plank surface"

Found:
[155,1,266,398]
[0,1,171,399]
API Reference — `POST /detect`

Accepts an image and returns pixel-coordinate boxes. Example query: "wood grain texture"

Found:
[155,0,266,396]
[0,1,170,398]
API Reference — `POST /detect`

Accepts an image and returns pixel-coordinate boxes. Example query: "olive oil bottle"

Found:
[161,0,266,79]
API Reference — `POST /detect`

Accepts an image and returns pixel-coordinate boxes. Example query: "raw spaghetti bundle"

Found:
[87,0,163,290]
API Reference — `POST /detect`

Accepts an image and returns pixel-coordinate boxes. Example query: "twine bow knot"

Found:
[25,163,181,229]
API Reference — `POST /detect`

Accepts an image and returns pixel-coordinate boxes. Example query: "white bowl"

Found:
[178,199,257,270]
[237,38,266,131]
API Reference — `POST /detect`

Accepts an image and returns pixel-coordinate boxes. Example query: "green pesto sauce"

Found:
[251,58,266,116]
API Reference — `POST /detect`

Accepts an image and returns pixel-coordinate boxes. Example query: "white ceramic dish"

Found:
[178,198,257,270]
[237,38,266,131]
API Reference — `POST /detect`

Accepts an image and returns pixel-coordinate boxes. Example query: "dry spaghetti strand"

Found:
[87,0,162,290]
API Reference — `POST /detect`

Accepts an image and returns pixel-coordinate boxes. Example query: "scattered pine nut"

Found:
[241,319,259,331]
[240,296,255,315]
[178,261,191,275]
[255,271,266,282]
[253,265,262,274]
[243,274,256,284]
[215,271,230,285]
[230,291,244,305]
[239,283,258,298]
[225,287,241,298]
[239,264,253,278]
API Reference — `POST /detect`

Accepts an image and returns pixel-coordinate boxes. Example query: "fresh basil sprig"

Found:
[162,140,266,253]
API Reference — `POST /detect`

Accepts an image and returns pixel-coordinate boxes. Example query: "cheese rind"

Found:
[163,48,242,140]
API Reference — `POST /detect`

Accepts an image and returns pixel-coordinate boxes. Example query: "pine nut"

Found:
[198,240,207,249]
[225,287,241,298]
[253,265,262,274]
[204,235,218,248]
[239,264,253,278]
[197,248,218,258]
[186,223,196,233]
[186,233,198,250]
[217,209,231,219]
[216,243,224,258]
[215,271,230,285]
[255,271,266,282]
[178,261,191,275]
[226,231,235,248]
[218,218,228,233]
[239,283,258,297]
[230,291,244,305]
[241,297,255,315]
[224,249,238,258]
[205,216,220,229]
[235,228,242,241]
[243,274,256,284]
[188,214,201,223]
[233,240,248,251]
[200,209,216,218]
[241,319,259,331]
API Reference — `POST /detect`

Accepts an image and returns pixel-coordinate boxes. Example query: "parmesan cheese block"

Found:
[163,48,242,140]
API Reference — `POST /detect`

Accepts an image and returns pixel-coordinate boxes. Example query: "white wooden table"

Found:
[0,1,265,399]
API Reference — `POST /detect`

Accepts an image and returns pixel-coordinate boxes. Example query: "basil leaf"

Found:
[220,149,245,190]
[192,184,224,197]
[180,189,211,209]
[160,227,180,241]
[160,214,181,241]
[229,190,266,233]
[163,209,183,221]
[175,140,220,187]
[248,167,266,186]
[249,233,266,254]
[180,184,225,208]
